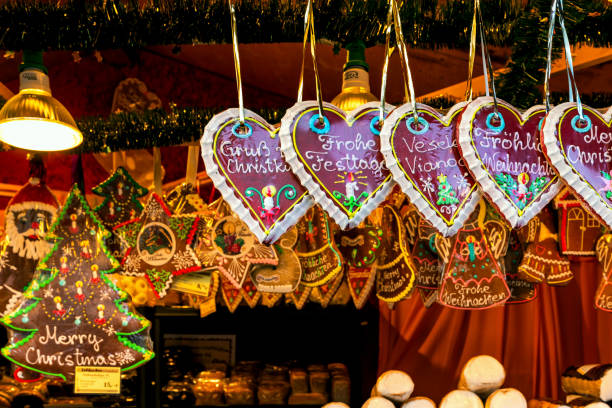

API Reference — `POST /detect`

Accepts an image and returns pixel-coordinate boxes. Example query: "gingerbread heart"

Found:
[280,101,395,229]
[202,108,313,244]
[458,97,561,228]
[381,102,481,237]
[542,103,612,229]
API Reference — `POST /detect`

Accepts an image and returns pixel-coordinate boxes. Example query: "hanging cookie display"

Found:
[375,205,417,305]
[202,109,313,244]
[250,228,301,293]
[554,187,606,256]
[457,98,560,228]
[114,194,201,298]
[540,0,612,230]
[1,185,154,382]
[335,225,382,309]
[517,207,573,286]
[201,6,313,244]
[295,206,343,287]
[435,200,511,309]
[280,101,395,230]
[278,1,393,230]
[595,234,612,312]
[381,102,481,237]
[504,230,537,304]
[286,283,312,310]
[542,105,612,230]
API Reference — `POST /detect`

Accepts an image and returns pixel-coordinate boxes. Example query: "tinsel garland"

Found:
[0,0,608,50]
[498,0,612,108]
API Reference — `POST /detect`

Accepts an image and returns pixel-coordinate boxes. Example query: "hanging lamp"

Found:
[0,51,82,151]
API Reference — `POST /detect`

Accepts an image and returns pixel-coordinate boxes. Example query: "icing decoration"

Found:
[554,187,606,256]
[380,102,481,237]
[375,205,417,304]
[220,273,243,313]
[542,104,612,229]
[280,101,395,229]
[202,108,313,244]
[114,194,201,298]
[295,206,343,287]
[309,273,343,308]
[458,97,561,228]
[92,166,148,258]
[240,275,260,309]
[595,234,612,312]
[518,207,573,286]
[251,228,301,293]
[0,185,153,382]
[504,230,537,304]
[335,225,382,309]
[436,200,511,309]
[286,283,312,310]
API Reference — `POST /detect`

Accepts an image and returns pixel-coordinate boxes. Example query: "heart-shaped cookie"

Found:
[381,102,481,237]
[280,101,395,229]
[542,103,612,229]
[202,108,313,244]
[458,97,561,228]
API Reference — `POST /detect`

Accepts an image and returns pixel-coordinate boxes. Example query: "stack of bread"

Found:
[361,356,528,408]
[361,369,436,408]
[441,355,527,408]
[529,364,612,407]
[361,358,612,408]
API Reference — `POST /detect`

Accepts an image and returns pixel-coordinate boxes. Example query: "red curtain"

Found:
[378,258,612,403]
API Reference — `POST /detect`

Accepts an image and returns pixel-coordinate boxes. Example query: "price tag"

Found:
[74,366,121,394]
[171,272,212,296]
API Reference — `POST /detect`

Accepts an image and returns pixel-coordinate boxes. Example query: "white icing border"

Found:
[380,101,481,237]
[201,108,314,244]
[458,96,561,228]
[279,101,395,230]
[542,102,612,229]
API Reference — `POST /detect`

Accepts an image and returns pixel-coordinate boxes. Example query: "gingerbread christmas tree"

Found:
[92,167,148,259]
[436,174,459,206]
[1,185,154,382]
[93,167,148,230]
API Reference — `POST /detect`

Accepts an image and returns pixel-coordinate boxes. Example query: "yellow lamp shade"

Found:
[0,89,82,151]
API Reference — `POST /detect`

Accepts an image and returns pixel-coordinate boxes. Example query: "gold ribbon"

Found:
[464,0,478,102]
[185,143,200,186]
[378,0,395,121]
[229,0,245,124]
[296,0,325,121]
[391,0,418,124]
[153,147,162,195]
